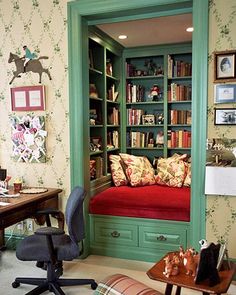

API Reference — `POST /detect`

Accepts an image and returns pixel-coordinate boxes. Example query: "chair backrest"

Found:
[65,186,86,244]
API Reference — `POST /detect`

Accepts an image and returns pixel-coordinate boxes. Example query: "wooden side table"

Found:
[147,252,236,295]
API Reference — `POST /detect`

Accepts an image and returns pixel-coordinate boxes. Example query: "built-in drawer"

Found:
[94,221,138,246]
[139,225,187,250]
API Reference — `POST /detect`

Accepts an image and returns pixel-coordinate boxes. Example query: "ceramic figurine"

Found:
[163,255,179,278]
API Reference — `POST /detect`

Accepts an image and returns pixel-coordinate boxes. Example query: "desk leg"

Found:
[0,229,6,251]
[165,283,173,295]
[175,286,181,295]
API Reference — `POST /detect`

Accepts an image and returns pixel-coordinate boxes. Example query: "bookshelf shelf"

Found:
[126,101,163,105]
[89,29,122,184]
[89,67,103,75]
[127,75,164,80]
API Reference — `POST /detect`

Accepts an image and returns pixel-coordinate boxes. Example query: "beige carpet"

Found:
[0,250,235,295]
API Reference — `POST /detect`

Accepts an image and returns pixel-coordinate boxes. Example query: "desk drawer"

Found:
[94,221,138,246]
[139,225,187,250]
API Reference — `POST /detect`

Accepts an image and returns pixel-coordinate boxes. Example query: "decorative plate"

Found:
[20,188,48,194]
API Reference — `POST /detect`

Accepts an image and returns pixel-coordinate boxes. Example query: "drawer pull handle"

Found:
[157,235,167,241]
[111,231,120,238]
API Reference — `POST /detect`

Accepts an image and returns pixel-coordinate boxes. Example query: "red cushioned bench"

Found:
[89,185,190,222]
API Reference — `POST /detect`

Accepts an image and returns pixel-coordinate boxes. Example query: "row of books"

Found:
[167,83,192,101]
[107,130,119,149]
[127,131,163,148]
[169,110,192,125]
[127,109,144,125]
[126,83,145,102]
[107,84,119,101]
[107,107,119,125]
[167,55,192,78]
[90,156,103,180]
[167,130,191,148]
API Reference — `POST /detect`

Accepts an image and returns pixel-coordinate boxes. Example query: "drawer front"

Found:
[139,226,187,250]
[94,221,138,246]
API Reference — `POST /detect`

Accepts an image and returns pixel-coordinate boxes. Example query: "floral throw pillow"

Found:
[119,153,155,187]
[183,162,191,187]
[155,153,188,187]
[109,154,128,187]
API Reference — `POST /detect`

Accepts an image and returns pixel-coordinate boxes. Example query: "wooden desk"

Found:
[147,253,236,295]
[0,188,62,250]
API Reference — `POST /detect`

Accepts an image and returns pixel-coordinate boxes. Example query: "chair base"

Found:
[12,277,98,295]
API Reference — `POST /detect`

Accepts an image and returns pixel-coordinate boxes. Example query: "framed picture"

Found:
[214,108,236,125]
[214,84,236,103]
[11,85,45,111]
[214,50,236,83]
[142,114,155,125]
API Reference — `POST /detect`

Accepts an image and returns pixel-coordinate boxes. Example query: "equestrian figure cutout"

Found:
[8,52,52,84]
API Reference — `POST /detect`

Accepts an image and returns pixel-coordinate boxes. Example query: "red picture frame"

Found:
[11,85,45,111]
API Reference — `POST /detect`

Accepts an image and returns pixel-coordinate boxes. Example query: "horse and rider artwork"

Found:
[8,46,52,84]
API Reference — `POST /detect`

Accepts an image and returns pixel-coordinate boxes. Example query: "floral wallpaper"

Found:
[0,0,236,258]
[0,0,70,210]
[207,0,236,258]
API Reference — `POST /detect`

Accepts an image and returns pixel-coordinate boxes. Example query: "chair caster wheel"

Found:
[91,282,98,290]
[12,281,20,288]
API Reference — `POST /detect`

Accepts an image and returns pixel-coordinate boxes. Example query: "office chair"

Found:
[12,186,97,295]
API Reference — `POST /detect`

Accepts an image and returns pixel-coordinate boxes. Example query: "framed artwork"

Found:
[214,108,236,125]
[142,114,155,125]
[11,85,45,111]
[214,84,236,103]
[11,115,47,163]
[214,50,236,83]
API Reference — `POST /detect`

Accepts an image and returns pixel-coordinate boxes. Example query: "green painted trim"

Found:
[190,0,208,249]
[67,0,208,259]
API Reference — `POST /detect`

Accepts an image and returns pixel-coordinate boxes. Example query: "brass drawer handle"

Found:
[111,230,120,238]
[157,235,167,241]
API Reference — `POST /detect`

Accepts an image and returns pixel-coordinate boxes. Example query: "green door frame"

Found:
[67,0,208,254]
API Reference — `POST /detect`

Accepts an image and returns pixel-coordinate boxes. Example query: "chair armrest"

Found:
[34,209,65,229]
[35,226,64,236]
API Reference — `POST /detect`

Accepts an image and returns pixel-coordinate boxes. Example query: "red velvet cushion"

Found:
[89,185,190,222]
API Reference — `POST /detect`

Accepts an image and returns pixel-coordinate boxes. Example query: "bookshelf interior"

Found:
[88,29,192,187]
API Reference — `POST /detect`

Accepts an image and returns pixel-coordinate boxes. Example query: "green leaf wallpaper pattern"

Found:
[0,1,70,199]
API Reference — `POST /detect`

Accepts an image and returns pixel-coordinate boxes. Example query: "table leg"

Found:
[0,229,6,251]
[165,283,173,295]
[175,286,181,295]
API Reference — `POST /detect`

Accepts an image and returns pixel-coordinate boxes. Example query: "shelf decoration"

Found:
[11,85,45,111]
[11,115,47,163]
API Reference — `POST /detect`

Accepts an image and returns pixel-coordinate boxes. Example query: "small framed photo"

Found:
[214,50,236,83]
[142,114,155,125]
[214,84,236,103]
[214,108,236,125]
[11,85,45,111]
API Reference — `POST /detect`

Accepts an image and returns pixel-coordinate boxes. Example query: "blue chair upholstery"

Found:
[12,186,97,295]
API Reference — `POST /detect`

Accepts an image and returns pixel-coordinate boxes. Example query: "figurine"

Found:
[183,249,198,276]
[163,254,179,278]
[148,84,160,101]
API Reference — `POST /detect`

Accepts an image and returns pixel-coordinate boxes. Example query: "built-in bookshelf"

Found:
[88,29,122,184]
[123,45,192,161]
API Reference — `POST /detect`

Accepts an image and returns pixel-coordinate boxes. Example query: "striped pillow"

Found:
[94,274,162,295]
